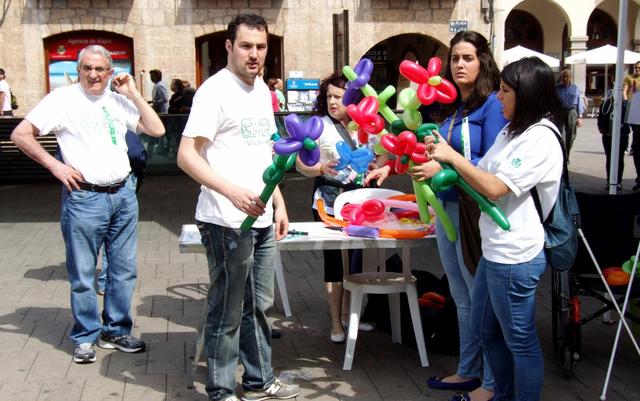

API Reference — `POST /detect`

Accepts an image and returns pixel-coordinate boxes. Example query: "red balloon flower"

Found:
[399,57,457,106]
[346,96,385,145]
[380,131,428,174]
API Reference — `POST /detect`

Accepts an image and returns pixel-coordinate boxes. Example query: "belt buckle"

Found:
[106,180,123,193]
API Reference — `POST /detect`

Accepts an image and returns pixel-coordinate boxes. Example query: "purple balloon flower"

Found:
[343,58,373,106]
[273,114,324,166]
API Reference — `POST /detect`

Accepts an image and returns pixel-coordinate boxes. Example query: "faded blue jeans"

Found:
[197,222,276,401]
[97,175,138,293]
[436,201,494,390]
[471,251,547,401]
[60,174,138,345]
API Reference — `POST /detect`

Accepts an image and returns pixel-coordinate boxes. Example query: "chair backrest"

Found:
[333,188,404,221]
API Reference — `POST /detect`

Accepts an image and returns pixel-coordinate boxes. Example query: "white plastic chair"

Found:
[333,188,429,370]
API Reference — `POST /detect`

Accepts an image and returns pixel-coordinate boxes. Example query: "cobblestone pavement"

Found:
[0,118,638,401]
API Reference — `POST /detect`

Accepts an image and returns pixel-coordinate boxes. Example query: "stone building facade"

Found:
[1,0,640,115]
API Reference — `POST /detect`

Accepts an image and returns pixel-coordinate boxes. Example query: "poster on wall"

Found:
[46,36,133,91]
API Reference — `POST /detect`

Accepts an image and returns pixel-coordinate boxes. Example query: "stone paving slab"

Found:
[0,119,639,400]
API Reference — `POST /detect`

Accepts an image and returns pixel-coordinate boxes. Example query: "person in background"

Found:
[275,78,286,111]
[555,68,585,158]
[267,78,280,112]
[0,68,13,116]
[10,44,165,364]
[623,61,640,190]
[427,56,563,401]
[177,13,299,401]
[296,72,383,344]
[367,30,505,401]
[598,86,630,190]
[149,69,169,113]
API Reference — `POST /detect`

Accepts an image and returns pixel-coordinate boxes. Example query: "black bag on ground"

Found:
[360,254,459,355]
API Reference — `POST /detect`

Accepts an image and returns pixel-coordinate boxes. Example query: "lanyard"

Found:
[447,110,472,160]
[102,106,117,145]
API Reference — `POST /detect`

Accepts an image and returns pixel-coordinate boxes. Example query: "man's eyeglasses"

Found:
[80,65,111,76]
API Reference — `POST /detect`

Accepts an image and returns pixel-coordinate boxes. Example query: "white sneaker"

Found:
[73,343,96,364]
[242,378,300,400]
[341,320,375,332]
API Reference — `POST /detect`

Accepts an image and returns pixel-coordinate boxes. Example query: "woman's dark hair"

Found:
[314,72,350,117]
[439,30,500,120]
[171,78,184,93]
[267,78,278,91]
[501,57,562,137]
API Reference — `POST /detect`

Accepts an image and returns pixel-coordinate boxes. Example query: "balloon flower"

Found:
[399,57,457,106]
[335,141,375,174]
[315,196,432,239]
[422,127,511,231]
[346,96,386,145]
[343,58,373,106]
[343,58,398,124]
[397,88,423,131]
[379,128,456,241]
[241,114,324,231]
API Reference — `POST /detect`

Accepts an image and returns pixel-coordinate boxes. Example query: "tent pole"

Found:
[608,0,628,197]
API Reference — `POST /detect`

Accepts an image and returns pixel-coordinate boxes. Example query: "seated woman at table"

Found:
[426,56,563,401]
[295,72,385,343]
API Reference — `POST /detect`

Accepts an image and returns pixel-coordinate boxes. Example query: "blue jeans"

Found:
[436,201,494,390]
[97,175,138,293]
[60,174,138,345]
[197,222,276,401]
[471,251,547,401]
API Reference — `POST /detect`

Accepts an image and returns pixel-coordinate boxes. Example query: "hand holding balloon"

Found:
[241,114,324,231]
[423,130,511,231]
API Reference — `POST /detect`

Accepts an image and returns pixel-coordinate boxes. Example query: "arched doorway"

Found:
[504,10,543,51]
[361,33,446,109]
[576,9,618,95]
[43,31,134,93]
[195,32,283,86]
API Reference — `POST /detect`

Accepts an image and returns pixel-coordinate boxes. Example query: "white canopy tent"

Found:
[503,45,560,68]
[565,44,640,98]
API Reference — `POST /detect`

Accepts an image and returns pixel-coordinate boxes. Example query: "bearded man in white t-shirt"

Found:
[11,45,165,365]
[177,14,298,401]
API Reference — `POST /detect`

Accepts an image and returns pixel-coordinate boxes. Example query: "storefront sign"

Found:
[449,20,469,33]
[47,36,131,60]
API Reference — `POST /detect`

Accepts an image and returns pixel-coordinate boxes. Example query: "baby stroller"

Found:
[552,191,640,378]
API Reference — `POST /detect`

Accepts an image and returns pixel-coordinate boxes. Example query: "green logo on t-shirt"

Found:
[241,118,270,146]
[511,157,522,168]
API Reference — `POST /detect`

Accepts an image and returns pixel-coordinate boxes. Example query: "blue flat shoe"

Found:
[427,376,481,392]
[450,392,494,401]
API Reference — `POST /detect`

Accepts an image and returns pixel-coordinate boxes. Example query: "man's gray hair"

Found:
[77,45,113,68]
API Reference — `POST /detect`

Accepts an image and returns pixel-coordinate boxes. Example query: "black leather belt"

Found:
[78,178,127,193]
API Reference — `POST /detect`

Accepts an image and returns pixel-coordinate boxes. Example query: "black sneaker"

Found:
[73,343,96,364]
[98,334,146,353]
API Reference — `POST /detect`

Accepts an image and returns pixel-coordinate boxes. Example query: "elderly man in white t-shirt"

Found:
[177,14,298,401]
[0,68,13,116]
[11,45,165,365]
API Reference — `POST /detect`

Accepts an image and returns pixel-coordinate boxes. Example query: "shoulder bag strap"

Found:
[531,122,568,223]
[332,119,358,150]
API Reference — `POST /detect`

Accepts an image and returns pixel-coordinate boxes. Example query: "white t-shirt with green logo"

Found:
[182,68,277,229]
[26,84,139,185]
[477,118,563,264]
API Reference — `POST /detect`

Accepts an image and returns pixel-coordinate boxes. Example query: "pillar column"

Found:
[569,36,589,95]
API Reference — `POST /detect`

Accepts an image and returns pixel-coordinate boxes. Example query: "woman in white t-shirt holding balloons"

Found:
[426,57,563,401]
